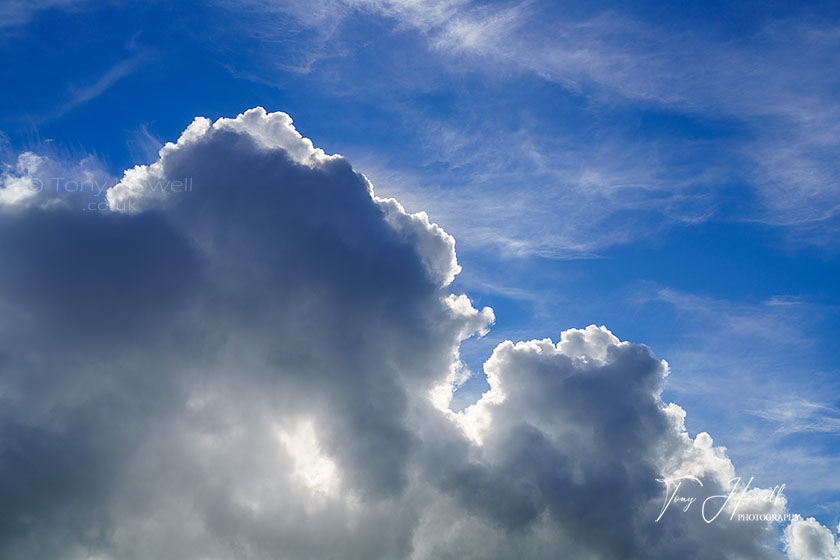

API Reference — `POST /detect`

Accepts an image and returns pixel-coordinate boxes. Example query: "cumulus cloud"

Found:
[0,107,819,558]
[784,516,840,560]
[0,149,114,211]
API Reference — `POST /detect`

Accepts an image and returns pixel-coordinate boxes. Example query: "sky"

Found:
[1,1,839,558]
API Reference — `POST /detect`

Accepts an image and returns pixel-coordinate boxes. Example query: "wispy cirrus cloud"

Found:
[632,285,840,507]
[218,0,840,254]
[395,3,840,241]
[0,0,99,31]
[748,398,840,437]
[43,39,154,121]
[4,1,838,252]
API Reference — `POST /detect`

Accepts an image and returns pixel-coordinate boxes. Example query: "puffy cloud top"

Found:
[107,107,461,287]
[784,516,840,560]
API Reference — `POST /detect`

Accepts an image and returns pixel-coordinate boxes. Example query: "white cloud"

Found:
[629,285,840,532]
[0,152,45,206]
[0,107,823,558]
[108,107,461,286]
[0,149,114,210]
[784,515,840,560]
[0,0,97,30]
[46,45,154,121]
[277,421,340,496]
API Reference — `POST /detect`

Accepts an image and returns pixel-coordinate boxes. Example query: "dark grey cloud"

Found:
[0,107,803,558]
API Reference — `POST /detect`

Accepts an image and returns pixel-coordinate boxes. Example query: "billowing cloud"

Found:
[0,107,822,558]
[784,516,840,560]
[0,150,113,210]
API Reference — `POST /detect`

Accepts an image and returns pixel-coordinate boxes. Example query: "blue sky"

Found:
[2,0,840,553]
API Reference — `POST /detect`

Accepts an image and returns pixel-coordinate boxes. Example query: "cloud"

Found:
[1,107,478,558]
[0,0,97,31]
[428,326,788,558]
[415,5,840,246]
[222,1,840,252]
[0,107,821,558]
[784,516,840,560]
[630,286,840,507]
[0,151,45,206]
[45,46,154,121]
[0,149,114,210]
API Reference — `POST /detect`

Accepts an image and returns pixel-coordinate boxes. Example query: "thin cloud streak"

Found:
[229,0,840,253]
[44,44,154,122]
[632,285,840,510]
